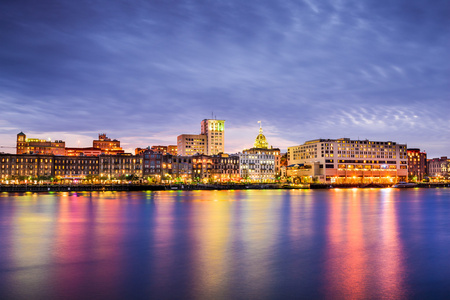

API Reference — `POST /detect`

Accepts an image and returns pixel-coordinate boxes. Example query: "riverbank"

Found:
[1,182,449,192]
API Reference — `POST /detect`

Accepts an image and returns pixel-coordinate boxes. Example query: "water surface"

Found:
[0,189,449,299]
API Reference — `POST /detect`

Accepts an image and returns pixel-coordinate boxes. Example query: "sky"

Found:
[1,0,449,157]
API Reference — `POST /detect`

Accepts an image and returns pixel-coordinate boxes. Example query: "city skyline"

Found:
[1,1,449,157]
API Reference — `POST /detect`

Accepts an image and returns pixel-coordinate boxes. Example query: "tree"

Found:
[126,174,140,182]
[408,175,417,182]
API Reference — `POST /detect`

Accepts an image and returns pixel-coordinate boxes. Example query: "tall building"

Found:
[201,119,225,155]
[177,118,225,156]
[407,148,427,181]
[16,132,65,156]
[177,134,206,156]
[287,138,408,183]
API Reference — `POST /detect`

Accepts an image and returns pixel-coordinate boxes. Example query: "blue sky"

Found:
[1,0,449,157]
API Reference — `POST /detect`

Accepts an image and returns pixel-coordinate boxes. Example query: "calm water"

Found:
[0,189,449,299]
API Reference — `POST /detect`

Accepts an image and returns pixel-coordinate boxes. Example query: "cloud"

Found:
[0,0,449,158]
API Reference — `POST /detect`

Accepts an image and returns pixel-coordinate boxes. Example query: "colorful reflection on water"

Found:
[0,189,449,299]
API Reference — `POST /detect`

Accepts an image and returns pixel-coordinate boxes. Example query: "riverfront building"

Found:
[407,148,427,181]
[171,156,194,182]
[16,132,65,156]
[192,154,214,181]
[287,138,408,183]
[243,123,281,176]
[99,154,142,179]
[54,156,99,178]
[211,153,240,182]
[239,152,275,182]
[142,150,173,181]
[427,157,449,180]
[0,154,54,180]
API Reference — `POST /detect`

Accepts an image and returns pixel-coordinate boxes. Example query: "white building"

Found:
[243,122,281,176]
[287,138,408,184]
[201,119,225,155]
[239,152,275,182]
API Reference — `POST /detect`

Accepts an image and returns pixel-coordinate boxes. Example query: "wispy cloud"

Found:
[0,0,449,157]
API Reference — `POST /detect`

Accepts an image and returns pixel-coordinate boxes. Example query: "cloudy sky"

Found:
[1,0,449,157]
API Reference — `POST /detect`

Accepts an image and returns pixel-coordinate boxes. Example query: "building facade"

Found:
[99,154,142,179]
[192,155,214,181]
[242,123,281,176]
[171,156,193,182]
[93,133,124,155]
[16,132,65,156]
[1,153,143,182]
[1,154,54,180]
[287,138,408,183]
[239,153,275,182]
[177,134,206,156]
[142,150,172,181]
[211,153,240,182]
[407,148,427,181]
[150,145,178,156]
[54,156,99,178]
[201,119,225,155]
[65,147,102,156]
[427,157,449,180]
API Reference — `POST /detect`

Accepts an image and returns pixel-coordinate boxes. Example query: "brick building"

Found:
[407,148,427,181]
[16,132,65,156]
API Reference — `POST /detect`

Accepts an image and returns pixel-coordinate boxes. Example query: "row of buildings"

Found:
[1,120,280,183]
[2,118,448,183]
[16,132,125,156]
[286,139,448,183]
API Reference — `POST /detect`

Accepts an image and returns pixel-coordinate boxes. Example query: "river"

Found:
[0,189,449,299]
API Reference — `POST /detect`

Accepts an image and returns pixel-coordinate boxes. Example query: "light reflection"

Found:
[234,190,281,298]
[326,189,368,298]
[190,191,233,298]
[0,189,429,299]
[149,193,177,295]
[378,190,405,299]
[9,194,56,299]
[326,189,406,298]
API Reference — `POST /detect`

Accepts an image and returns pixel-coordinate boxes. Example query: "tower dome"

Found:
[254,122,269,149]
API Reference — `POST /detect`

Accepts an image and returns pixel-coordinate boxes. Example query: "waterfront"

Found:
[0,189,449,299]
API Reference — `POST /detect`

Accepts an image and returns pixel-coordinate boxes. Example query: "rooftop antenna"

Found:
[211,111,213,119]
